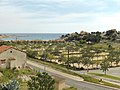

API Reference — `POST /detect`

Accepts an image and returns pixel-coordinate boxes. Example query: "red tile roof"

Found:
[0,45,12,53]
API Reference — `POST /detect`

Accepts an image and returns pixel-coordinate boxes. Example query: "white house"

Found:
[0,45,26,69]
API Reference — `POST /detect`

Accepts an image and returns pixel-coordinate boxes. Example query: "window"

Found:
[1,59,6,64]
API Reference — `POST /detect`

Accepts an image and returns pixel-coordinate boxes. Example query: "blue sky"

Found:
[0,0,120,33]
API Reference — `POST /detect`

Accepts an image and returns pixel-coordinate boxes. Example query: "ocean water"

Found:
[1,33,65,41]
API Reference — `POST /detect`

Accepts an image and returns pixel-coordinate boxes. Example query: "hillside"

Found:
[60,29,120,43]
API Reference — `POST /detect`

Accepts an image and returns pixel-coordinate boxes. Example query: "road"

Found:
[87,73,120,86]
[26,60,119,90]
[90,67,120,77]
[74,67,120,86]
[75,67,120,77]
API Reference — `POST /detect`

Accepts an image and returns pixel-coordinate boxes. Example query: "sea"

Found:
[1,33,66,41]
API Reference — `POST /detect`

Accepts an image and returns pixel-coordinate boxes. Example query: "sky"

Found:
[0,0,120,33]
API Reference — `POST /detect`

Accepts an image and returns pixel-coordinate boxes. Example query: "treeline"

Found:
[61,29,120,43]
[0,40,65,46]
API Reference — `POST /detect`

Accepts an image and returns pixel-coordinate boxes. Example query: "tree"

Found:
[107,50,116,67]
[82,56,92,72]
[65,43,74,69]
[58,54,66,64]
[47,53,55,62]
[81,47,92,72]
[69,56,78,68]
[100,59,110,75]
[114,51,120,66]
[77,55,82,69]
[94,47,102,68]
[58,54,64,63]
[28,72,55,90]
[27,50,38,59]
[41,51,49,61]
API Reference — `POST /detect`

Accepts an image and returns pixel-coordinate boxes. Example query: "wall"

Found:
[0,48,26,69]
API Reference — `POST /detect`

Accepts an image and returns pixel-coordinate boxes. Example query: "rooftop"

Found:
[0,45,12,53]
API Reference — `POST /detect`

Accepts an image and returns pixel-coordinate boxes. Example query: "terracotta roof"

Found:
[0,45,12,53]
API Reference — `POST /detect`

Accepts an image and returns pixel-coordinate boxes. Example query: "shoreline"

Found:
[0,33,64,41]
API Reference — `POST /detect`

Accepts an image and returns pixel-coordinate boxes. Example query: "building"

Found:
[0,45,26,69]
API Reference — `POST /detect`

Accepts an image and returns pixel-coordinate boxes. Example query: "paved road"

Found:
[26,60,119,90]
[76,67,120,77]
[87,74,120,86]
[74,67,120,86]
[90,67,120,77]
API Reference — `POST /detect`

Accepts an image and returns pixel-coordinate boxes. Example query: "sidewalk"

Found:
[27,60,84,82]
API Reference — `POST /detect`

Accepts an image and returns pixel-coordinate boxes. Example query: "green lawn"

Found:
[88,72,120,81]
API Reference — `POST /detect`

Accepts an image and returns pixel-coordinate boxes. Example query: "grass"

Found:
[29,58,120,89]
[0,68,17,83]
[18,68,36,75]
[102,81,120,89]
[88,72,120,81]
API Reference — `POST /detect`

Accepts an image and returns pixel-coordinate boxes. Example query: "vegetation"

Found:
[61,29,120,43]
[27,72,55,90]
[0,79,19,90]
[0,68,17,83]
[100,59,110,75]
[1,29,120,89]
[0,68,36,89]
[1,36,120,73]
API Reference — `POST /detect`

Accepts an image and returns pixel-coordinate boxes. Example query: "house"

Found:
[0,45,26,69]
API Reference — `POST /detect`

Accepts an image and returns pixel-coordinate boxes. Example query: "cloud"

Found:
[0,0,120,33]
